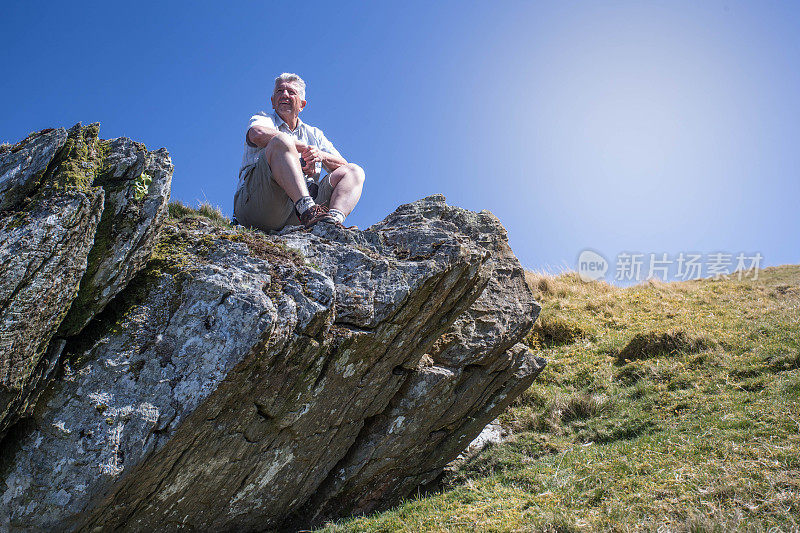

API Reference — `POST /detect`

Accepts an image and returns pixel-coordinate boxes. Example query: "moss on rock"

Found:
[38,123,104,193]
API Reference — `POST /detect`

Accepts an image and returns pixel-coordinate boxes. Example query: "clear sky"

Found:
[2,1,798,283]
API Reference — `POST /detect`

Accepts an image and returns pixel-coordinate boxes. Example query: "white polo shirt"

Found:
[238,111,341,192]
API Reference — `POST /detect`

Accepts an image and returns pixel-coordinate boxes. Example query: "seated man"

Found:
[234,72,365,230]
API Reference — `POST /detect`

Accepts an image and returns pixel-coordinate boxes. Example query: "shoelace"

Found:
[300,204,330,226]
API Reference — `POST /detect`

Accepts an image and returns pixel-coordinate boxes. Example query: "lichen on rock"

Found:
[0,187,104,437]
[0,124,173,437]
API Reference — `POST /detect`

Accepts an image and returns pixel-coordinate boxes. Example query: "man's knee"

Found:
[265,132,296,157]
[345,163,365,185]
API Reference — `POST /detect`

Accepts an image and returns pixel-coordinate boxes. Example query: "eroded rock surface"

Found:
[57,133,173,336]
[0,188,103,438]
[0,128,67,211]
[1,126,540,533]
[0,124,173,437]
[298,200,545,523]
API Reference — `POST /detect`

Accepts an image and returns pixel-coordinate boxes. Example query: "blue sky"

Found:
[2,1,798,282]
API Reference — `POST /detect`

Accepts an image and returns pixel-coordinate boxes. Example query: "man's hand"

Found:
[300,145,325,175]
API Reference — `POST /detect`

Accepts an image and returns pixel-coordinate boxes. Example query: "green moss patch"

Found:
[39,123,103,192]
[147,221,212,275]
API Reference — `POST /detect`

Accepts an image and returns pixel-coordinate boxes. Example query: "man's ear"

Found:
[300,99,307,111]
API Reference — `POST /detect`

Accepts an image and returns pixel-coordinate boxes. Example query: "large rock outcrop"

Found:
[0,126,542,532]
[0,124,173,438]
[294,201,543,524]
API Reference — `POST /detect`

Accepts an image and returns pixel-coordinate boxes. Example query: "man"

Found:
[234,73,366,231]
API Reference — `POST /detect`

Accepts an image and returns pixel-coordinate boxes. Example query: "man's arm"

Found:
[306,130,348,173]
[247,125,307,152]
[321,150,348,173]
[249,126,345,175]
[300,145,348,173]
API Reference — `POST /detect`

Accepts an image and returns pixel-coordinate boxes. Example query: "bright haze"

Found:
[2,1,797,282]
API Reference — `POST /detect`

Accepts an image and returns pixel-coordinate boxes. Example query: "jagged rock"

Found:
[1,195,542,532]
[0,128,67,211]
[296,199,545,523]
[0,188,104,440]
[0,124,173,437]
[57,131,173,336]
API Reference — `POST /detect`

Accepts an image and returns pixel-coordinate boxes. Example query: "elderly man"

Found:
[234,73,366,231]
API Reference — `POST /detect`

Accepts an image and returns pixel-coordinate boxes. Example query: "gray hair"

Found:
[274,73,306,100]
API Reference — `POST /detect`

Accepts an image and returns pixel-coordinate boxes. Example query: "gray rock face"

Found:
[0,128,67,211]
[57,134,174,336]
[0,188,104,437]
[0,124,541,532]
[298,199,545,523]
[1,193,542,532]
[0,124,173,437]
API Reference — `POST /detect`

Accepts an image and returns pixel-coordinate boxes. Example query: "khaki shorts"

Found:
[233,150,334,231]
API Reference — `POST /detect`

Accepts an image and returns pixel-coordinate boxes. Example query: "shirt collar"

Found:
[272,110,302,133]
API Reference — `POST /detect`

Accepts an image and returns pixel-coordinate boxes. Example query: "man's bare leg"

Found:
[328,163,366,216]
[264,133,309,202]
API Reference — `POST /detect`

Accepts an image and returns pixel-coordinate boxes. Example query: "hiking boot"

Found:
[322,218,359,230]
[299,204,331,227]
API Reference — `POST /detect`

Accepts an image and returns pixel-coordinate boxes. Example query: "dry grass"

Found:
[527,316,588,348]
[322,265,800,532]
[616,329,712,362]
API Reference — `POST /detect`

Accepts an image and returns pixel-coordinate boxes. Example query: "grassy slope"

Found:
[320,266,800,532]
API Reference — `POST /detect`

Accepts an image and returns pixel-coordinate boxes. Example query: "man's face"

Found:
[271,81,306,118]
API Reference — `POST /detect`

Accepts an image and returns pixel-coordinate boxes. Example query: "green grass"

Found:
[167,200,231,227]
[319,266,800,532]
